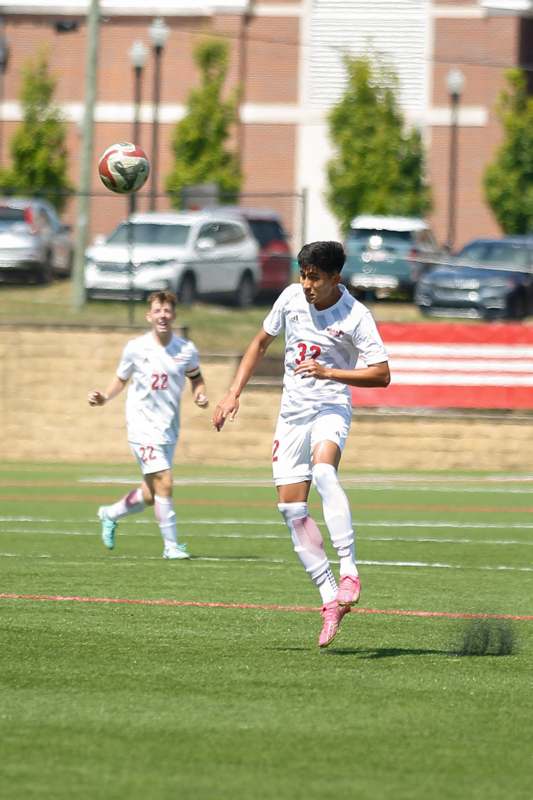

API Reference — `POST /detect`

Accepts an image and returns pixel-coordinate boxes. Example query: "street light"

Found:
[126,40,147,323]
[129,40,148,148]
[148,17,170,211]
[0,29,9,169]
[128,40,148,213]
[445,67,464,252]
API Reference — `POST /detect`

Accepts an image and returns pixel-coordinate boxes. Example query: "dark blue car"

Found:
[415,236,533,320]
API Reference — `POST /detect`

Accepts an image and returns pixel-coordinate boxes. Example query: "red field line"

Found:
[1,592,532,622]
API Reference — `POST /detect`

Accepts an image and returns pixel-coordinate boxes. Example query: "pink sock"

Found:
[105,488,145,521]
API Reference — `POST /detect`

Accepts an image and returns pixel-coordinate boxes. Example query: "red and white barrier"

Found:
[352,322,533,409]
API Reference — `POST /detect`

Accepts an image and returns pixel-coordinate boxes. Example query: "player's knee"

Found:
[151,472,173,498]
[312,463,338,496]
[142,487,155,506]
[277,501,308,523]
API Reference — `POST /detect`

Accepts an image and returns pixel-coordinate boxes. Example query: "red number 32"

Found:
[295,342,321,365]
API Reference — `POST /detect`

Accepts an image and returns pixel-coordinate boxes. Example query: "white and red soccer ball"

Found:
[98,142,150,194]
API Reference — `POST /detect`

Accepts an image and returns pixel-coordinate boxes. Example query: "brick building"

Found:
[0,0,530,250]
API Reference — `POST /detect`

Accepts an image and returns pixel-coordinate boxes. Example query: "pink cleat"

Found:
[318,600,349,648]
[337,575,361,608]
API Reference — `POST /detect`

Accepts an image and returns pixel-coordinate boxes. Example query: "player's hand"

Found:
[88,390,107,406]
[194,393,209,408]
[212,393,239,431]
[293,358,328,380]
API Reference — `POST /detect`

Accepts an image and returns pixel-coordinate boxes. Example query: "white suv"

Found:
[85,210,260,306]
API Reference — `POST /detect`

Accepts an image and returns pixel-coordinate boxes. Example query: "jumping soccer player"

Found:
[88,290,209,559]
[212,241,390,647]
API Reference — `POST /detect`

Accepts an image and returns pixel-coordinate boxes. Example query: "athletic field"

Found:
[1,462,532,800]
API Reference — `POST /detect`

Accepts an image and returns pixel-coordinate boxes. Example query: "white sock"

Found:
[104,488,145,521]
[278,502,337,603]
[154,495,178,549]
[312,463,358,578]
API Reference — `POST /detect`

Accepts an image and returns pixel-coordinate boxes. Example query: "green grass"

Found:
[1,463,533,799]
[1,278,429,353]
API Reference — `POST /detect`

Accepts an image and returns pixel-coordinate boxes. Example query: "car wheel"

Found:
[35,254,53,285]
[178,274,196,306]
[235,273,256,308]
[507,292,528,320]
[60,252,74,279]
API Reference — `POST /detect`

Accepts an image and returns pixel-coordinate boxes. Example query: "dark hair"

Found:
[147,290,177,309]
[297,241,346,274]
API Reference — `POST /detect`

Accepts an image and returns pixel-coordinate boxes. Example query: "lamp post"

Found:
[129,40,147,147]
[148,17,170,211]
[445,68,464,252]
[0,28,9,169]
[128,40,147,215]
[126,40,147,324]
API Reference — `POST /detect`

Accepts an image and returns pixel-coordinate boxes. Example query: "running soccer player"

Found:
[212,241,390,647]
[88,290,209,560]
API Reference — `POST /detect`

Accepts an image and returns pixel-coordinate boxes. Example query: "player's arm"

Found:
[212,328,276,431]
[188,370,209,408]
[294,359,390,388]
[87,375,128,407]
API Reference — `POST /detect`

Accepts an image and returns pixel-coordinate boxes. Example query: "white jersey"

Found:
[116,331,200,445]
[263,283,388,421]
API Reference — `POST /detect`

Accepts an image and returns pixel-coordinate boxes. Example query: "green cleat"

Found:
[98,507,117,550]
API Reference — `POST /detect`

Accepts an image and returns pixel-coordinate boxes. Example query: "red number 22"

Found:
[151,372,169,390]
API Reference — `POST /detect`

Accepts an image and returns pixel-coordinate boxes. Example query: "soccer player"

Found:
[212,241,390,647]
[88,290,209,559]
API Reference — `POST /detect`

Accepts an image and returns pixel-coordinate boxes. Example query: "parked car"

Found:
[343,215,442,300]
[415,236,533,320]
[215,206,292,297]
[85,210,260,306]
[0,197,73,283]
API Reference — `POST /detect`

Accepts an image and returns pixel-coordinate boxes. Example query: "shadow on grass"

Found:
[326,619,517,658]
[325,646,455,659]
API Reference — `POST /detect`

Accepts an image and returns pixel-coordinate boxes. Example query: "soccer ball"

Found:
[98,142,150,194]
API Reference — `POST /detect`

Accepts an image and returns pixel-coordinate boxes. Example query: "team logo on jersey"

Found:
[326,326,344,338]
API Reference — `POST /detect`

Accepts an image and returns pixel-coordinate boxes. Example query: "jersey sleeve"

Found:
[116,341,135,381]
[263,287,289,336]
[353,311,389,365]
[184,342,201,378]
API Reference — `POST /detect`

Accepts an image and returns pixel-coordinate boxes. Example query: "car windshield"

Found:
[457,242,531,269]
[107,222,191,246]
[346,228,413,251]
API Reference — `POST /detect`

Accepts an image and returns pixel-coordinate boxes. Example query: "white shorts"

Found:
[272,406,352,486]
[129,442,176,475]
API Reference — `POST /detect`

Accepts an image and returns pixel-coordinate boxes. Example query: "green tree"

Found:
[166,38,241,206]
[327,56,431,232]
[0,51,73,212]
[484,69,533,234]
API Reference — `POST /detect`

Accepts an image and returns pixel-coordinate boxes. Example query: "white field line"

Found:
[1,550,532,573]
[0,517,533,541]
[78,475,533,489]
[4,520,533,550]
[3,516,533,530]
[3,529,533,547]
